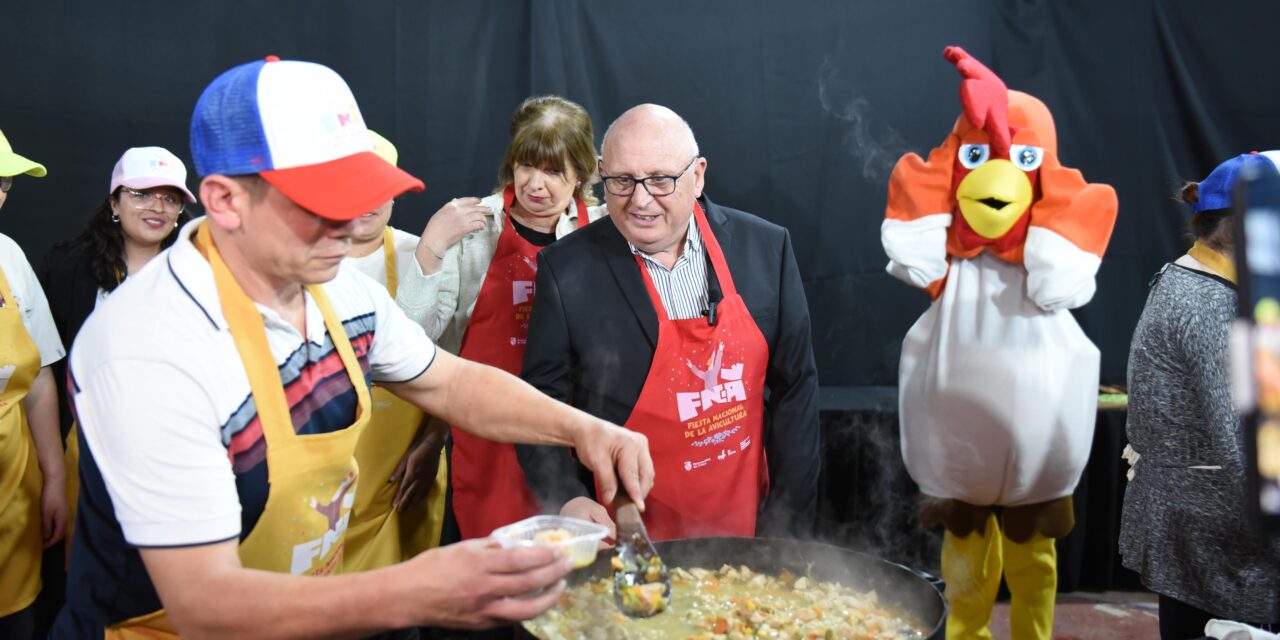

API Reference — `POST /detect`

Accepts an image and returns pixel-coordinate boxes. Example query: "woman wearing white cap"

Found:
[39,146,195,552]
[0,128,67,640]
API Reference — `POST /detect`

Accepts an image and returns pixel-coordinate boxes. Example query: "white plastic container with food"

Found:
[490,515,609,569]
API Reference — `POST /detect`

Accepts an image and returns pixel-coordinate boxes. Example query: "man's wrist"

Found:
[374,561,420,630]
[560,411,598,449]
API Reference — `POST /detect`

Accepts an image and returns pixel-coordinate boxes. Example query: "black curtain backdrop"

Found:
[3,0,1279,387]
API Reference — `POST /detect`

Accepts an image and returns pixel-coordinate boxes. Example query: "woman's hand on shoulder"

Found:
[415,197,489,274]
[417,195,486,273]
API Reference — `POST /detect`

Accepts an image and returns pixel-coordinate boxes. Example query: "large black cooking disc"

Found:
[518,536,946,639]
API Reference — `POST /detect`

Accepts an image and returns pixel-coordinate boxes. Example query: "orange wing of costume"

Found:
[883,46,1118,309]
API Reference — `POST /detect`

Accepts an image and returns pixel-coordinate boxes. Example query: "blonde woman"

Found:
[399,96,606,539]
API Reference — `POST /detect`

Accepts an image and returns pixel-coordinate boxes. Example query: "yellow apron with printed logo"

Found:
[0,262,46,617]
[345,227,446,572]
[104,223,372,638]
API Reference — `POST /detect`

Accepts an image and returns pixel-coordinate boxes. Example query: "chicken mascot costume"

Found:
[882,47,1118,639]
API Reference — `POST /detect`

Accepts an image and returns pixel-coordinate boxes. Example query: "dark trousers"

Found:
[1158,594,1214,640]
[34,542,66,639]
[0,605,35,640]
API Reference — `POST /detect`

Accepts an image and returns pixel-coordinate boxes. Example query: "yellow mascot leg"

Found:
[942,514,1002,640]
[1001,531,1057,640]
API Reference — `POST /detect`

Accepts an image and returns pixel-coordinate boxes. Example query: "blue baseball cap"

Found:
[1195,152,1280,212]
[190,56,423,220]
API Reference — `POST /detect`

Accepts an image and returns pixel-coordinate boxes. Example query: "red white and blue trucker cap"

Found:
[189,56,424,220]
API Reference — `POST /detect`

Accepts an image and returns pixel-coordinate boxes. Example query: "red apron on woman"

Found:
[451,186,589,539]
[609,203,771,541]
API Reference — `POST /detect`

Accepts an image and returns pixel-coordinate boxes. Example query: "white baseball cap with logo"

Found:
[109,146,197,203]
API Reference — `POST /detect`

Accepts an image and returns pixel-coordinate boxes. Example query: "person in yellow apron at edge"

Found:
[341,130,449,572]
[49,56,653,640]
[0,128,70,640]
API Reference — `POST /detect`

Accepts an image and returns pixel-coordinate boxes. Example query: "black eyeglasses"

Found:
[0,176,12,193]
[599,156,699,197]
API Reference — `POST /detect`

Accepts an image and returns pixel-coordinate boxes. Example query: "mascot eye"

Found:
[958,144,990,169]
[1010,144,1044,171]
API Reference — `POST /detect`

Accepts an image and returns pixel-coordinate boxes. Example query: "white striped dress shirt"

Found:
[628,217,710,320]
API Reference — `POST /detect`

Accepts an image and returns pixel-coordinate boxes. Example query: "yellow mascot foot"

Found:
[942,514,1002,640]
[1002,533,1057,640]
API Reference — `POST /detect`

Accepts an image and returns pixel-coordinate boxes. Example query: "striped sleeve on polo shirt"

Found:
[629,217,709,320]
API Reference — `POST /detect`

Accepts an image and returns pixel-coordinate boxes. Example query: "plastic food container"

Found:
[491,515,610,569]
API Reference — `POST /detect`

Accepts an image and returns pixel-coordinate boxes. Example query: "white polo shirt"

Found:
[68,217,436,548]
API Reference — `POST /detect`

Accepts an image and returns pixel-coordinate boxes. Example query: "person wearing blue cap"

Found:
[51,56,653,639]
[1121,153,1280,638]
[0,128,68,640]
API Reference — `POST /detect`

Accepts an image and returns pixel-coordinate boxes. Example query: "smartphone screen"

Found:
[1232,156,1280,531]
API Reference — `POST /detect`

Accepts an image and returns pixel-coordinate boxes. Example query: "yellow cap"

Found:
[0,128,47,178]
[367,129,398,167]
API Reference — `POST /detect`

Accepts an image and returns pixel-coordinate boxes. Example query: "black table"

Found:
[815,386,1143,592]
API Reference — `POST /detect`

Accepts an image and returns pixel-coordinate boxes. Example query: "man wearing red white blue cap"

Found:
[52,56,653,639]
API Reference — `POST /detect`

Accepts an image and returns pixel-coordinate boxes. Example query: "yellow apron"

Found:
[105,222,372,638]
[0,262,46,616]
[64,424,78,567]
[345,226,446,572]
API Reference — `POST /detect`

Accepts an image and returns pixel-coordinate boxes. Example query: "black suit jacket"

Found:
[39,245,101,438]
[518,195,820,537]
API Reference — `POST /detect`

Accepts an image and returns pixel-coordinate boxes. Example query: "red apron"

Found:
[611,203,770,541]
[451,186,589,539]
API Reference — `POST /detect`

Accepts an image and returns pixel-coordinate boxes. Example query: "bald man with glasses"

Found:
[518,104,820,542]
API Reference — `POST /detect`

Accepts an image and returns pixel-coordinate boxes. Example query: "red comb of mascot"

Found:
[882,46,1118,640]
